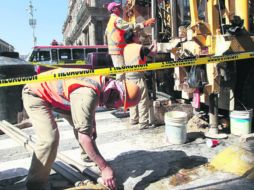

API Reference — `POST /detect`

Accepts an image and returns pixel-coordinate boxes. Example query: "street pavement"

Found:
[0,107,254,189]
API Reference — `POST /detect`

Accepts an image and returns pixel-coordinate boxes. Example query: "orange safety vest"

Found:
[26,68,103,110]
[124,43,147,79]
[124,43,147,65]
[106,14,126,55]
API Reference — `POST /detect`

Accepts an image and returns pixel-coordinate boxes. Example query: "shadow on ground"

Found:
[0,168,27,190]
[187,132,205,142]
[110,150,207,190]
[111,109,130,118]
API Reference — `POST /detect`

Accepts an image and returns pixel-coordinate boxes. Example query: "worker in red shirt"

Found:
[105,2,155,81]
[22,68,141,190]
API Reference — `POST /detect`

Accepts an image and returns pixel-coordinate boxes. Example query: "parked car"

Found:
[0,54,35,124]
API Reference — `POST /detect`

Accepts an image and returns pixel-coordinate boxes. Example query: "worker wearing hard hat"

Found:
[123,29,157,130]
[105,2,155,81]
[22,68,141,190]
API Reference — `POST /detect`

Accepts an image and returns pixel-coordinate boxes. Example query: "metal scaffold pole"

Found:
[27,0,37,47]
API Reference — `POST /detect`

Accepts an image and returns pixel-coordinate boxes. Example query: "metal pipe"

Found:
[178,0,185,25]
[53,161,85,183]
[150,0,158,126]
[224,0,231,24]
[190,0,199,26]
[57,151,101,181]
[208,93,219,134]
[151,0,157,41]
[0,121,108,189]
[171,0,178,37]
[2,120,101,181]
[0,122,34,151]
[235,0,249,31]
[0,121,84,184]
[207,0,220,35]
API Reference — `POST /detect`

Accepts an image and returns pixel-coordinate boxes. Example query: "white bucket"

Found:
[164,111,188,144]
[230,109,253,136]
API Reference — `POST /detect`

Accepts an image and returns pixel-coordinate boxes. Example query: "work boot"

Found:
[139,123,156,130]
[130,120,139,125]
[139,123,149,130]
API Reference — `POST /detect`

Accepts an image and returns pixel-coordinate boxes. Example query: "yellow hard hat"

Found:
[123,80,141,111]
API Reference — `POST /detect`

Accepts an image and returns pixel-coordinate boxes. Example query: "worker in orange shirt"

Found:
[105,2,155,81]
[22,68,141,190]
[123,29,157,130]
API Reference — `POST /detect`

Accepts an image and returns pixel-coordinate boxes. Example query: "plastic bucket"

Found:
[230,109,253,136]
[164,111,188,144]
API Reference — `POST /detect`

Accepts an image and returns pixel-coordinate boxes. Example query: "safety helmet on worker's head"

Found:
[107,2,121,12]
[103,79,141,110]
[123,80,141,111]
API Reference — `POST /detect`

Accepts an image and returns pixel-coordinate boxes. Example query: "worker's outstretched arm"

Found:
[78,132,116,190]
[115,17,136,31]
[115,17,155,31]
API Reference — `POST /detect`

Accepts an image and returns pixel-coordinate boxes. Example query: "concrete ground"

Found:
[0,107,254,189]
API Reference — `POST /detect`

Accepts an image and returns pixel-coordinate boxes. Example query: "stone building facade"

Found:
[62,0,112,46]
[0,39,14,53]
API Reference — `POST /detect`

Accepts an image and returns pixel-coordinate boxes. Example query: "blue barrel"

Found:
[0,56,35,124]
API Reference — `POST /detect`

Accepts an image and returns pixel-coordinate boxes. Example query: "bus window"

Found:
[51,49,58,62]
[29,51,38,62]
[96,53,112,67]
[39,51,50,61]
[96,53,107,67]
[28,50,50,62]
[59,49,71,60]
[28,45,109,65]
[73,49,84,60]
[85,48,96,57]
[97,48,108,53]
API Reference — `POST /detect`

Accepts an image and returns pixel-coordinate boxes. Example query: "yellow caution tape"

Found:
[31,62,59,69]
[1,51,254,87]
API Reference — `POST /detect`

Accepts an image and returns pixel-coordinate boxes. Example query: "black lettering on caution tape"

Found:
[54,69,95,78]
[0,75,38,85]
[109,64,148,72]
[1,51,254,87]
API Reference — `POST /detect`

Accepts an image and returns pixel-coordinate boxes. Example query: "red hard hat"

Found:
[102,79,140,110]
[107,2,121,12]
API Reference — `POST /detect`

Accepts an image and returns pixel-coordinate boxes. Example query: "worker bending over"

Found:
[105,1,155,80]
[124,29,157,130]
[22,68,141,190]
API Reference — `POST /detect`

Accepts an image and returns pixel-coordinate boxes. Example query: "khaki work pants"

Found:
[22,87,97,189]
[111,54,125,81]
[128,77,150,128]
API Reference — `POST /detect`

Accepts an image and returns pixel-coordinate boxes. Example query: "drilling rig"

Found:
[123,0,254,137]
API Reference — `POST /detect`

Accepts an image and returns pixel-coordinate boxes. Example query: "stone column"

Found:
[90,0,97,7]
[89,18,96,45]
[102,21,107,45]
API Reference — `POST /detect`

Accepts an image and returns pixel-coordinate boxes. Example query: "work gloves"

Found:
[143,18,156,27]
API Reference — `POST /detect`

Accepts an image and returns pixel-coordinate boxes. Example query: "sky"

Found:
[0,0,68,55]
